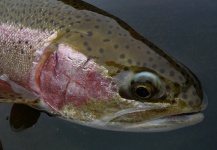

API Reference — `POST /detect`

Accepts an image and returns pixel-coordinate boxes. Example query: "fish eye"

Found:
[130,72,163,100]
[132,84,153,99]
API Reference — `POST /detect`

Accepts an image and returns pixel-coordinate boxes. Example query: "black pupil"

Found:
[135,86,150,98]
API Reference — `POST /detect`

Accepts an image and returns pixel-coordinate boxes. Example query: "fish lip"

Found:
[83,105,204,132]
[121,112,204,132]
[92,112,204,132]
[62,106,204,132]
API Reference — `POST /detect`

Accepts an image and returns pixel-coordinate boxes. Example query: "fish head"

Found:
[46,39,207,132]
[39,11,207,132]
[110,62,207,131]
[0,0,207,132]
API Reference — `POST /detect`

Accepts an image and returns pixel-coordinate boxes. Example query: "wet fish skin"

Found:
[0,0,207,131]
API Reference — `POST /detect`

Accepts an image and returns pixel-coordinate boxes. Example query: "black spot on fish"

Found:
[67,10,72,14]
[99,48,104,53]
[103,39,110,42]
[125,45,130,49]
[96,19,101,22]
[137,61,141,65]
[54,23,59,27]
[143,63,147,67]
[137,46,141,49]
[87,47,92,51]
[87,31,93,36]
[94,25,100,29]
[182,93,188,99]
[50,19,54,23]
[114,44,119,49]
[66,29,70,32]
[152,64,157,69]
[119,54,125,59]
[192,91,197,96]
[174,82,179,87]
[159,68,165,73]
[44,18,49,22]
[42,27,47,32]
[128,59,133,64]
[65,33,71,39]
[59,25,65,29]
[85,18,91,22]
[169,71,175,77]
[60,17,65,21]
[178,75,184,81]
[188,101,193,106]
[196,99,200,104]
[158,56,162,60]
[83,42,88,46]
[107,31,112,35]
[148,57,153,62]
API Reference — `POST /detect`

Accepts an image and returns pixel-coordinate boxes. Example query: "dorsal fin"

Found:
[0,74,40,105]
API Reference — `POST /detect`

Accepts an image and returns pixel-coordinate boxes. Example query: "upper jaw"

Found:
[59,94,205,132]
[83,101,203,132]
[101,112,204,132]
[72,106,204,132]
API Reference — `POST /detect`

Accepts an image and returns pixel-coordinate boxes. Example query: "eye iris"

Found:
[135,85,151,98]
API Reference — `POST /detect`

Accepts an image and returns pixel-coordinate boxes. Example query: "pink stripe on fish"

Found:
[38,44,117,110]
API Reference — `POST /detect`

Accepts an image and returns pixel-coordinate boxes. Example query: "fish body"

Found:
[0,0,207,131]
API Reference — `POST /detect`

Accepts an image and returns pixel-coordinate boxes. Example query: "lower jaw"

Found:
[115,112,204,132]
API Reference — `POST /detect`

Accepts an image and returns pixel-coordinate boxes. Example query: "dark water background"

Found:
[0,0,216,149]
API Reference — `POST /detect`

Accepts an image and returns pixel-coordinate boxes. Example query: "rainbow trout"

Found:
[0,0,207,131]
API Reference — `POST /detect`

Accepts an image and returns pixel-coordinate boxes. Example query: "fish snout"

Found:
[176,84,207,112]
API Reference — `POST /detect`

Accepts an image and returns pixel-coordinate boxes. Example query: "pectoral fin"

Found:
[0,74,40,105]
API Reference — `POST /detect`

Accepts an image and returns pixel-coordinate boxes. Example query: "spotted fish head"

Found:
[28,0,207,131]
[51,27,207,131]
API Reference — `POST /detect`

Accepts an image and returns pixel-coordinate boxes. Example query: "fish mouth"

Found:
[62,93,207,132]
[113,112,204,132]
[94,92,207,132]
[90,110,204,132]
[62,103,204,132]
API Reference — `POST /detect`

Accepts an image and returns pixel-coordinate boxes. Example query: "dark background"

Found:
[0,0,216,149]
